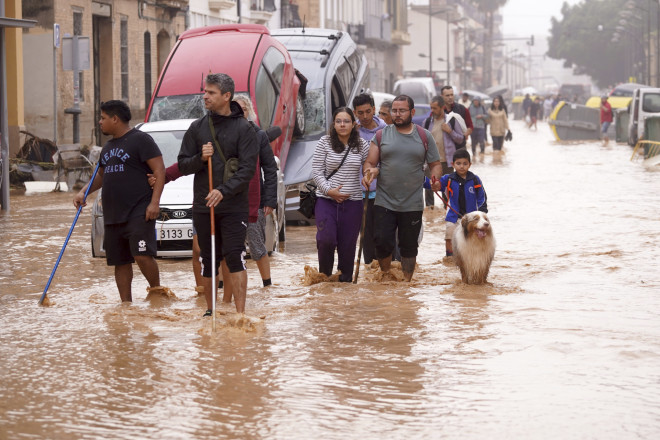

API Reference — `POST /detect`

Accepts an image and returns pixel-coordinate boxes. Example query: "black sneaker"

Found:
[203,309,212,317]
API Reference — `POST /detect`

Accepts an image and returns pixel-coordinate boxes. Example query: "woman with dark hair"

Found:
[495,94,509,115]
[312,107,370,282]
[488,96,509,162]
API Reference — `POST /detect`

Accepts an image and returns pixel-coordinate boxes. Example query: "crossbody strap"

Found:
[326,147,351,180]
[208,116,227,164]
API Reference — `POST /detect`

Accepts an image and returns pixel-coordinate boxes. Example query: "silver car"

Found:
[272,28,370,222]
[91,119,285,258]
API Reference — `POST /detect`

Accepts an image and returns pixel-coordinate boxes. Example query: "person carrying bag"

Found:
[208,117,239,183]
[311,107,369,282]
[298,147,350,219]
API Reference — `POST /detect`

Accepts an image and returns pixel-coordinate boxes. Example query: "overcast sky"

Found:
[500,0,582,38]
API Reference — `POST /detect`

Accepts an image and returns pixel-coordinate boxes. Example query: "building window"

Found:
[73,10,84,101]
[120,18,128,101]
[144,31,152,107]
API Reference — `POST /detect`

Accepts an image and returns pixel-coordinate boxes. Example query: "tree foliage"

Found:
[470,0,509,13]
[547,0,627,88]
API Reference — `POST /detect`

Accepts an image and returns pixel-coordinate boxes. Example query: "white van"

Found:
[627,87,660,146]
[392,77,437,105]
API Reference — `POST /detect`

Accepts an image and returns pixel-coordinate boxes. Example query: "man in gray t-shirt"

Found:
[362,95,443,281]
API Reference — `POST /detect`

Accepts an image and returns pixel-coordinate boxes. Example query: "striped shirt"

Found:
[312,135,370,201]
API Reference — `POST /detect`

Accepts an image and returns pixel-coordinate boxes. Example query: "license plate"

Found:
[158,227,193,241]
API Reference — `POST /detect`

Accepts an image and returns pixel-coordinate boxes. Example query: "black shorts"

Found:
[104,217,157,266]
[373,206,423,259]
[193,211,248,276]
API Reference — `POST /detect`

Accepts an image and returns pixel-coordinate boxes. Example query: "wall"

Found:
[22,0,188,147]
[293,0,320,27]
[6,0,27,156]
[22,33,55,142]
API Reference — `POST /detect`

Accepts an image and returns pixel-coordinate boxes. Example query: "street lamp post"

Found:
[428,2,432,76]
[446,11,450,85]
[422,4,452,85]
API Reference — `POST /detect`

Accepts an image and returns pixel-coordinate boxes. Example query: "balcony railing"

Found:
[209,0,236,11]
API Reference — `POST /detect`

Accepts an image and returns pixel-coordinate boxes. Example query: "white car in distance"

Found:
[91,119,285,258]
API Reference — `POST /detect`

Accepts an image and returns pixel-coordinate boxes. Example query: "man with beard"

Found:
[178,73,258,316]
[441,86,472,149]
[73,100,166,302]
[361,95,443,281]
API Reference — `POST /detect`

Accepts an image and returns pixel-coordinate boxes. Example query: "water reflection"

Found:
[2,120,660,438]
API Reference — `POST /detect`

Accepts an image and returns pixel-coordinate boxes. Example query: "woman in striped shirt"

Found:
[312,107,370,282]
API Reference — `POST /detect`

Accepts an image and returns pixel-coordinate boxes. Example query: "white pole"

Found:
[53,24,59,143]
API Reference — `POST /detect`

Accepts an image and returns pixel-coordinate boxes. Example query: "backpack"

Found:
[375,124,428,156]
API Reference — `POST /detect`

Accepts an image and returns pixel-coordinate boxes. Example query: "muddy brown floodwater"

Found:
[1,120,660,439]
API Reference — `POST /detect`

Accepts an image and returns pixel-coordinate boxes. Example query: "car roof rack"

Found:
[277,31,342,68]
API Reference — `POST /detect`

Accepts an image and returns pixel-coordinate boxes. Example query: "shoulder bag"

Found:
[208,116,240,183]
[298,146,351,219]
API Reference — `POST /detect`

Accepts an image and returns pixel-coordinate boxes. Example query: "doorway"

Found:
[93,14,113,146]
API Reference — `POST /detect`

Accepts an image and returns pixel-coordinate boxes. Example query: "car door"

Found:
[629,89,640,145]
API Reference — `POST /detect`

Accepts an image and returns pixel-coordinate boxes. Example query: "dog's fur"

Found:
[452,211,496,284]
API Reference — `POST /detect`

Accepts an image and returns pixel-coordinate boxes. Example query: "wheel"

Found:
[293,93,305,137]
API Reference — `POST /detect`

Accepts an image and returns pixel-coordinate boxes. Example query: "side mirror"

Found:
[266,126,283,142]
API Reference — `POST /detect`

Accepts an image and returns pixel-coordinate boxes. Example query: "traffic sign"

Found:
[54,23,60,48]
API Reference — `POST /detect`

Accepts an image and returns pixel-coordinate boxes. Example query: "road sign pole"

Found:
[53,24,59,143]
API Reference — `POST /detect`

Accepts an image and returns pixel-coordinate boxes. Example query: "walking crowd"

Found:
[75,73,502,318]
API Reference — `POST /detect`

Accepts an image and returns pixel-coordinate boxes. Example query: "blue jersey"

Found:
[439,171,487,223]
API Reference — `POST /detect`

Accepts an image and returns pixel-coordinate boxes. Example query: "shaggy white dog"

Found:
[452,211,496,284]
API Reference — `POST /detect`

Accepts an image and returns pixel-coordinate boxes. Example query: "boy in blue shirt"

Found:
[431,148,488,256]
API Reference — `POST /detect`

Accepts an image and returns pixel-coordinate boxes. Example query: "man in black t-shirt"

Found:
[74,100,166,302]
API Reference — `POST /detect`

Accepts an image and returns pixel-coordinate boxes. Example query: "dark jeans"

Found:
[315,197,363,282]
[471,127,486,154]
[492,135,504,151]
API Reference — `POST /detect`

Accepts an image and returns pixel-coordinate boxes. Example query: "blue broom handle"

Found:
[39,161,101,305]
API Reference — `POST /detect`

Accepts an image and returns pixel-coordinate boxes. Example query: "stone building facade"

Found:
[16,0,408,152]
[21,0,188,149]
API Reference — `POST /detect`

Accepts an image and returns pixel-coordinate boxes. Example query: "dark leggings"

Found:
[492,136,504,151]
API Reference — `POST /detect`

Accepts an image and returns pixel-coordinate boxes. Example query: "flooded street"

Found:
[1,119,660,439]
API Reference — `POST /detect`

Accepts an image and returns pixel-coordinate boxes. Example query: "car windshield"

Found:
[148,91,250,122]
[642,93,660,113]
[302,88,326,136]
[148,95,205,121]
[146,130,186,167]
[611,89,632,98]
